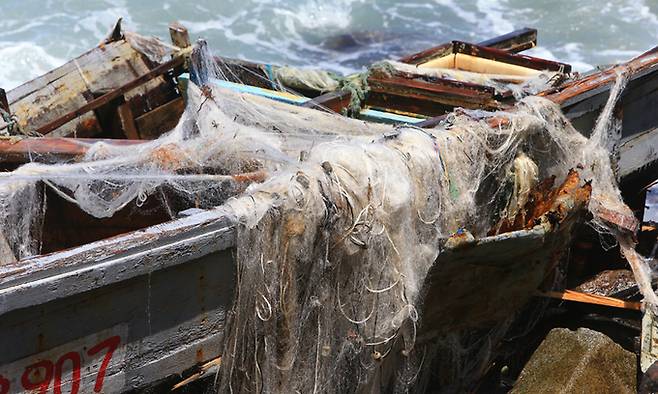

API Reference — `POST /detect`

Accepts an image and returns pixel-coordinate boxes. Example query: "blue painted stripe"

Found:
[179,73,425,125]
[211,76,310,105]
[359,109,424,124]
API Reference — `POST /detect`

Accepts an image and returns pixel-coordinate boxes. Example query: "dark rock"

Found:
[511,327,636,393]
[639,360,658,394]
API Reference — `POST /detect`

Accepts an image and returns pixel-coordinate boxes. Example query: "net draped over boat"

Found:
[0,45,654,392]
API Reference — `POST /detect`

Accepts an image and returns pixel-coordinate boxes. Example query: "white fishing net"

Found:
[0,44,654,392]
[273,66,340,93]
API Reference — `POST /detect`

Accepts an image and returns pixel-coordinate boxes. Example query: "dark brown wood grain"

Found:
[398,27,538,65]
[367,74,499,115]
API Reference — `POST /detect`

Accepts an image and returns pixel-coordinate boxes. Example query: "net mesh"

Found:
[0,44,654,392]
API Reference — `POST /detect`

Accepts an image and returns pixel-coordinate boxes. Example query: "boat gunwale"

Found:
[0,207,235,314]
[0,204,552,315]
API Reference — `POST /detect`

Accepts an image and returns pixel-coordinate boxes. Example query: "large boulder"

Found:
[511,327,636,393]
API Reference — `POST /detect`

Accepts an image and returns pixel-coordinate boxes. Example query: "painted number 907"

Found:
[0,335,121,394]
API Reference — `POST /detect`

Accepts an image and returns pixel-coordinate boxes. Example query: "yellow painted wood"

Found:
[420,53,541,77]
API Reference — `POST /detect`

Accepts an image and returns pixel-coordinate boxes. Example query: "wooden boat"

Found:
[0,23,655,392]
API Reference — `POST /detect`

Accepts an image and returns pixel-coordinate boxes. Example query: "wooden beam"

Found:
[35,55,185,136]
[398,43,453,67]
[367,74,498,114]
[0,137,144,164]
[545,46,658,106]
[540,289,642,310]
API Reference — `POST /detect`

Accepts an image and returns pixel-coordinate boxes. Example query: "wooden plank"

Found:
[540,289,642,310]
[172,356,222,390]
[8,34,179,138]
[368,75,498,110]
[398,43,454,67]
[35,55,184,136]
[546,47,658,106]
[213,56,273,90]
[7,41,132,104]
[135,97,186,139]
[0,137,144,164]
[367,92,454,117]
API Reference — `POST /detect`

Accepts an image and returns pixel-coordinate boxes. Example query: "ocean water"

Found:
[0,0,657,89]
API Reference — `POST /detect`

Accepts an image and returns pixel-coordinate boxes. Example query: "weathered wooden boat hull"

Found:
[0,192,586,392]
[546,46,658,179]
[0,211,235,392]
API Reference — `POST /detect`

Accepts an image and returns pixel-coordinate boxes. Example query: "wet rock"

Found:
[321,31,388,52]
[511,327,636,393]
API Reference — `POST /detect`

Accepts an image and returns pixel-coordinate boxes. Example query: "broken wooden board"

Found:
[399,27,538,65]
[8,34,178,138]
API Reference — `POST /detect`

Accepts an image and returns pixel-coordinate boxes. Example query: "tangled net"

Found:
[0,45,654,392]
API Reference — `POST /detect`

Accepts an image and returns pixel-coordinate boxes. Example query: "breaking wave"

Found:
[0,0,658,87]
